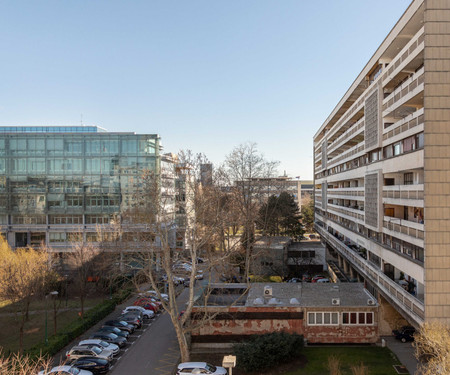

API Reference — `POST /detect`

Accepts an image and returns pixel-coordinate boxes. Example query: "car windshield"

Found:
[69,368,81,375]
[205,364,216,372]
[99,341,108,347]
[92,346,102,354]
[119,321,128,325]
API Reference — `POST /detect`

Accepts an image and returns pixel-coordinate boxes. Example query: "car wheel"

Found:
[401,337,407,343]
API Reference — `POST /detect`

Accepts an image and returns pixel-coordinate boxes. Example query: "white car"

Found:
[78,339,120,356]
[177,362,227,375]
[38,365,93,375]
[122,305,155,319]
[140,290,169,301]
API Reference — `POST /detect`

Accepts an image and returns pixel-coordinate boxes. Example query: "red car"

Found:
[134,298,158,313]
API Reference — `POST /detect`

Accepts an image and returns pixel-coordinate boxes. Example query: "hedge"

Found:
[233,332,304,372]
[26,287,133,358]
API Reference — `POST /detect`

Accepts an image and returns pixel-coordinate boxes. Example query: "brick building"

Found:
[191,282,378,349]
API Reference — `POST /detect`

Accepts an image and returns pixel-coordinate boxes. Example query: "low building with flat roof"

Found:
[190,282,378,349]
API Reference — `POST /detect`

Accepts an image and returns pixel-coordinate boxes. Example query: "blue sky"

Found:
[0,1,411,179]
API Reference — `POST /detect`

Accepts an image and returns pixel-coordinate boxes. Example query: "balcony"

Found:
[383,184,424,202]
[328,203,364,222]
[328,187,364,200]
[382,67,424,116]
[383,216,424,241]
[315,225,424,326]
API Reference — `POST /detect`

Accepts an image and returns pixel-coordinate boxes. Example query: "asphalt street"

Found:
[110,288,189,375]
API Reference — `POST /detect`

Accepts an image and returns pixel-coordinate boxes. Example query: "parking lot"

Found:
[50,285,186,375]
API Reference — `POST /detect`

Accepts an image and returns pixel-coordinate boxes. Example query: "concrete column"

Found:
[343,260,349,273]
[338,254,343,268]
[350,267,355,279]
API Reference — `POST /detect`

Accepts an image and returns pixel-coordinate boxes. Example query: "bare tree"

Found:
[218,142,279,279]
[414,321,450,375]
[0,238,49,353]
[116,150,251,362]
[65,240,102,318]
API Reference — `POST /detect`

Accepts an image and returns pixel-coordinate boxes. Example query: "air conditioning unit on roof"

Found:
[332,298,340,306]
[264,286,272,297]
[367,299,376,306]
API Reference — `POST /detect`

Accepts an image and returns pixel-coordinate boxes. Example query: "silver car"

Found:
[66,345,114,362]
[78,339,120,356]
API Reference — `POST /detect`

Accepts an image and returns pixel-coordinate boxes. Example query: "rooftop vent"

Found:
[253,297,264,305]
[268,298,280,305]
[290,298,300,305]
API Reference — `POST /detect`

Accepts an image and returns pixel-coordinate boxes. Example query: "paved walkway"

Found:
[382,336,418,375]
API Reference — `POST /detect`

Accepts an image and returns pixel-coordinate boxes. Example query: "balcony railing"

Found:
[328,204,364,222]
[382,184,424,200]
[382,67,424,113]
[328,187,365,199]
[383,216,424,240]
[315,225,424,325]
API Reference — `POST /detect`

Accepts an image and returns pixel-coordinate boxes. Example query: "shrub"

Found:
[233,332,304,372]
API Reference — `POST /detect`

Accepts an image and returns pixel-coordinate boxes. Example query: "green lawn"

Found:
[285,346,405,375]
[0,296,105,353]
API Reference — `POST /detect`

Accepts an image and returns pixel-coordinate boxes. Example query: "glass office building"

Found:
[0,126,163,251]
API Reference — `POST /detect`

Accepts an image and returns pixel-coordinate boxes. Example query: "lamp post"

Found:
[45,291,58,345]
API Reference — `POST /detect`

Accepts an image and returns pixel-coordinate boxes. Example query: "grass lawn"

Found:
[192,346,405,375]
[0,296,105,354]
[285,346,404,375]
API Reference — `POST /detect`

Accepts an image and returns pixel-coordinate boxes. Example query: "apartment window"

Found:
[404,173,413,185]
[416,133,424,148]
[403,136,416,152]
[49,215,82,224]
[49,232,66,243]
[393,142,402,156]
[308,312,339,326]
[383,145,393,159]
[342,312,374,325]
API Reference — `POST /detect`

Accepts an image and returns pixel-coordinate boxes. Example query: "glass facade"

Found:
[0,128,162,250]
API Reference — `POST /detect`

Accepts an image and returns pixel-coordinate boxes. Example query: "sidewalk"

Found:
[382,336,418,375]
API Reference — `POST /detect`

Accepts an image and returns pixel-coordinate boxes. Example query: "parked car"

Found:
[177,362,227,375]
[78,339,119,356]
[393,326,416,342]
[97,325,129,338]
[119,312,142,328]
[66,345,114,362]
[89,332,127,348]
[287,277,301,283]
[311,275,327,283]
[38,365,93,375]
[316,278,330,283]
[123,305,155,319]
[139,290,169,302]
[302,273,311,282]
[134,298,159,313]
[103,319,134,333]
[71,357,110,374]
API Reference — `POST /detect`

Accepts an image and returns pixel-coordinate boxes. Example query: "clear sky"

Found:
[0,0,411,179]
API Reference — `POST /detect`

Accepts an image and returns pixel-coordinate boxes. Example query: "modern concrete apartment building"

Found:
[0,126,172,253]
[313,0,450,327]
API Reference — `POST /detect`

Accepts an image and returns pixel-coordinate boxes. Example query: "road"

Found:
[110,288,189,375]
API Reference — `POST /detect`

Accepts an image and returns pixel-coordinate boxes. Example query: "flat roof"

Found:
[246,283,376,308]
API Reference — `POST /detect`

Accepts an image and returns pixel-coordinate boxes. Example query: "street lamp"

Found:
[45,291,58,345]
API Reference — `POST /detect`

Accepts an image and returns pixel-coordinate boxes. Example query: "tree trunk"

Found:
[172,316,190,362]
[19,315,25,354]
